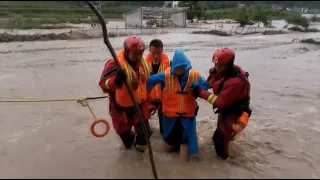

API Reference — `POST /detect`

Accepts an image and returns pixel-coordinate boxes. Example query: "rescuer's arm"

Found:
[98,59,124,93]
[146,72,165,91]
[197,79,245,109]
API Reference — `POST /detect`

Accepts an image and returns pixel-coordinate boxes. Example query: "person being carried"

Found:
[146,50,208,161]
[191,47,252,160]
[98,35,151,152]
[144,39,170,135]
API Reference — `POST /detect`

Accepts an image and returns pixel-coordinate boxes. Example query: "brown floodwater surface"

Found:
[0,31,320,178]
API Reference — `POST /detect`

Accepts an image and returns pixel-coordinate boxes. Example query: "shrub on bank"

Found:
[204,6,304,28]
[310,15,320,23]
[234,6,251,27]
[285,14,310,29]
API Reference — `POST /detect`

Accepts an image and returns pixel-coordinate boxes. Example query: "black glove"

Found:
[190,82,201,97]
[115,69,127,87]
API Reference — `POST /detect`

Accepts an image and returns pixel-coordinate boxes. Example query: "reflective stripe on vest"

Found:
[144,52,170,102]
[162,68,200,118]
[115,49,149,107]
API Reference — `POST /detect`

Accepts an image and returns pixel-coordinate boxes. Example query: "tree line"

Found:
[68,1,320,10]
[203,1,320,10]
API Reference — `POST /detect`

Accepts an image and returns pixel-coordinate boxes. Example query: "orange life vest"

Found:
[115,49,149,107]
[144,52,170,102]
[162,68,200,118]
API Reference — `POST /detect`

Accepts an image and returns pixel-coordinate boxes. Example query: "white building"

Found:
[172,1,179,8]
[237,4,245,8]
[123,7,188,28]
[163,1,179,8]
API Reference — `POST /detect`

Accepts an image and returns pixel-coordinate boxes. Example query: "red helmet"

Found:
[124,36,145,52]
[212,47,235,65]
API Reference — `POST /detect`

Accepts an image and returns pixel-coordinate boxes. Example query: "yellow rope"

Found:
[0,98,80,103]
[0,96,107,120]
[75,98,98,119]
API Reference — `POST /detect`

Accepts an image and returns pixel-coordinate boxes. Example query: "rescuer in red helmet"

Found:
[191,47,252,160]
[98,36,152,152]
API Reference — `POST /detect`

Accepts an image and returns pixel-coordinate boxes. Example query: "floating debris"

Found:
[262,30,287,35]
[192,30,231,36]
[300,38,320,45]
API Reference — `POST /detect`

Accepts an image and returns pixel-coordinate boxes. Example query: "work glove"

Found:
[190,82,201,97]
[115,69,127,87]
[209,67,217,76]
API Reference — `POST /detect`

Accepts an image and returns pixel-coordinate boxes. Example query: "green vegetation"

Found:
[0,1,143,29]
[203,1,320,10]
[251,5,272,27]
[178,1,208,22]
[234,7,253,27]
[3,17,101,30]
[181,2,309,28]
[232,5,274,27]
[285,14,310,29]
[204,8,298,21]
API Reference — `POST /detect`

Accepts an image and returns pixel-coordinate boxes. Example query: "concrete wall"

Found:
[124,9,142,27]
[170,11,187,27]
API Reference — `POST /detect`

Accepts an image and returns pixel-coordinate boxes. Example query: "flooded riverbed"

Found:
[0,31,320,178]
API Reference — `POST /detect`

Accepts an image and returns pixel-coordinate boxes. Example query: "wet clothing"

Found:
[162,68,200,118]
[144,52,170,135]
[146,50,208,156]
[165,118,188,151]
[150,101,163,134]
[114,49,149,107]
[197,65,251,159]
[98,50,151,152]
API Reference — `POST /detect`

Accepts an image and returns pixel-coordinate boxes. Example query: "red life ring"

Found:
[90,119,110,138]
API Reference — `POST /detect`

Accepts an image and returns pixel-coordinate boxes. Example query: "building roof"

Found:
[123,7,188,17]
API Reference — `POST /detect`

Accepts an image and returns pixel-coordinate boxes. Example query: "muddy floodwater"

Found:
[0,31,320,179]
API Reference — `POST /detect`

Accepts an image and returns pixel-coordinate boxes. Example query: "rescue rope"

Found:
[0,96,110,137]
[86,1,159,179]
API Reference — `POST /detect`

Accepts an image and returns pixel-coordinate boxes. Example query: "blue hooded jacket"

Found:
[146,50,208,156]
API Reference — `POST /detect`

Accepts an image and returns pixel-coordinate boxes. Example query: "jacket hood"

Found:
[170,50,192,76]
